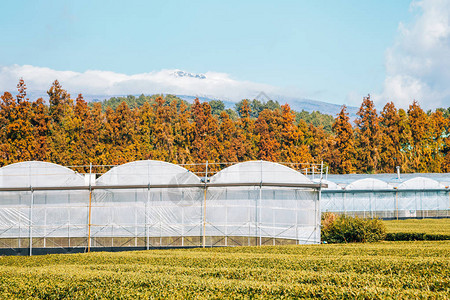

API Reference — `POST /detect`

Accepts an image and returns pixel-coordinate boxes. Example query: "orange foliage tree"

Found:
[331,106,356,174]
[354,95,380,173]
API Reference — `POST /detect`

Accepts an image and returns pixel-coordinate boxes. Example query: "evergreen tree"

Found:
[408,101,431,172]
[331,106,356,174]
[172,101,193,164]
[307,124,332,167]
[379,102,404,173]
[354,95,380,173]
[218,111,238,163]
[428,110,447,172]
[31,97,50,162]
[236,100,257,161]
[255,109,281,161]
[279,104,312,164]
[191,99,221,170]
[150,96,175,161]
[0,79,34,164]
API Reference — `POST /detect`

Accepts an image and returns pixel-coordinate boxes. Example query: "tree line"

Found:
[100,94,335,132]
[0,79,449,174]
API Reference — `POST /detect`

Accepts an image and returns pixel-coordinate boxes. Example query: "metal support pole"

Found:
[320,161,323,181]
[396,191,398,220]
[421,192,424,219]
[320,161,324,180]
[18,194,21,249]
[87,163,92,252]
[225,189,228,246]
[134,191,137,247]
[159,191,162,246]
[343,192,346,215]
[181,190,184,247]
[202,161,208,248]
[29,188,33,256]
[318,188,321,243]
[258,186,262,247]
[295,189,298,245]
[258,160,262,247]
[318,161,323,244]
[68,193,71,248]
[146,184,150,250]
[434,192,439,217]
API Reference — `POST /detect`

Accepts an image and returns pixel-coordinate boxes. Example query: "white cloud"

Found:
[0,64,278,102]
[377,0,450,109]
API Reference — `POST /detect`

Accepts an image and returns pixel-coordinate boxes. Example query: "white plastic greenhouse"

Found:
[0,162,89,254]
[321,176,449,218]
[208,161,320,246]
[1,160,448,255]
[0,160,323,255]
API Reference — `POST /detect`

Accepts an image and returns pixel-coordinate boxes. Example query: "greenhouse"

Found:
[321,176,449,218]
[0,160,323,255]
[207,161,321,246]
[1,159,448,255]
[0,162,88,255]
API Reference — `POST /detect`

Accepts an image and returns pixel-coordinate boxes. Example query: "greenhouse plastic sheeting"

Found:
[0,161,86,187]
[2,159,448,253]
[321,177,449,218]
[0,160,321,253]
[90,161,320,247]
[0,162,89,250]
[208,161,320,245]
[92,161,203,247]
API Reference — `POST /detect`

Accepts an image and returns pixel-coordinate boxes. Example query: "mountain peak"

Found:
[172,70,206,79]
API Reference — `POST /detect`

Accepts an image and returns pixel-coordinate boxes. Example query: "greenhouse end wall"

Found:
[0,160,322,255]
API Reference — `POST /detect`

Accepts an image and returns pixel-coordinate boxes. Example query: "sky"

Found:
[0,0,449,109]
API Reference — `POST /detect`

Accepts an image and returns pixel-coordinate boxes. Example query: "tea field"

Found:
[383,218,450,235]
[0,241,449,299]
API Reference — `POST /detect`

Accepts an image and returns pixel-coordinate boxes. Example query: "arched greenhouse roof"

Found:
[312,179,342,190]
[398,177,445,190]
[345,178,391,190]
[211,161,312,184]
[0,161,85,187]
[96,160,200,186]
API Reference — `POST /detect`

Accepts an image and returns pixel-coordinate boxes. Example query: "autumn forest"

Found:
[1,79,449,174]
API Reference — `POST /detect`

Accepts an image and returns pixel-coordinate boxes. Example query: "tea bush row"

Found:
[0,241,449,299]
[385,232,450,241]
[321,214,450,243]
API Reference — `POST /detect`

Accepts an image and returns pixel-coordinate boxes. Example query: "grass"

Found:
[0,241,449,299]
[383,218,450,235]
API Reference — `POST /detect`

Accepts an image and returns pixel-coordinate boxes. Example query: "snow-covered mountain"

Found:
[172,71,206,79]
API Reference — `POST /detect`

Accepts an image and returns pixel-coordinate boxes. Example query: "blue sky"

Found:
[1,0,449,109]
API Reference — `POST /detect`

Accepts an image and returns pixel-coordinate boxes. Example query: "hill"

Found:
[24,90,357,117]
[280,97,358,118]
[177,94,358,118]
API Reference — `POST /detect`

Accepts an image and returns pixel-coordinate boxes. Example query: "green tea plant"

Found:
[383,218,450,235]
[0,241,448,299]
